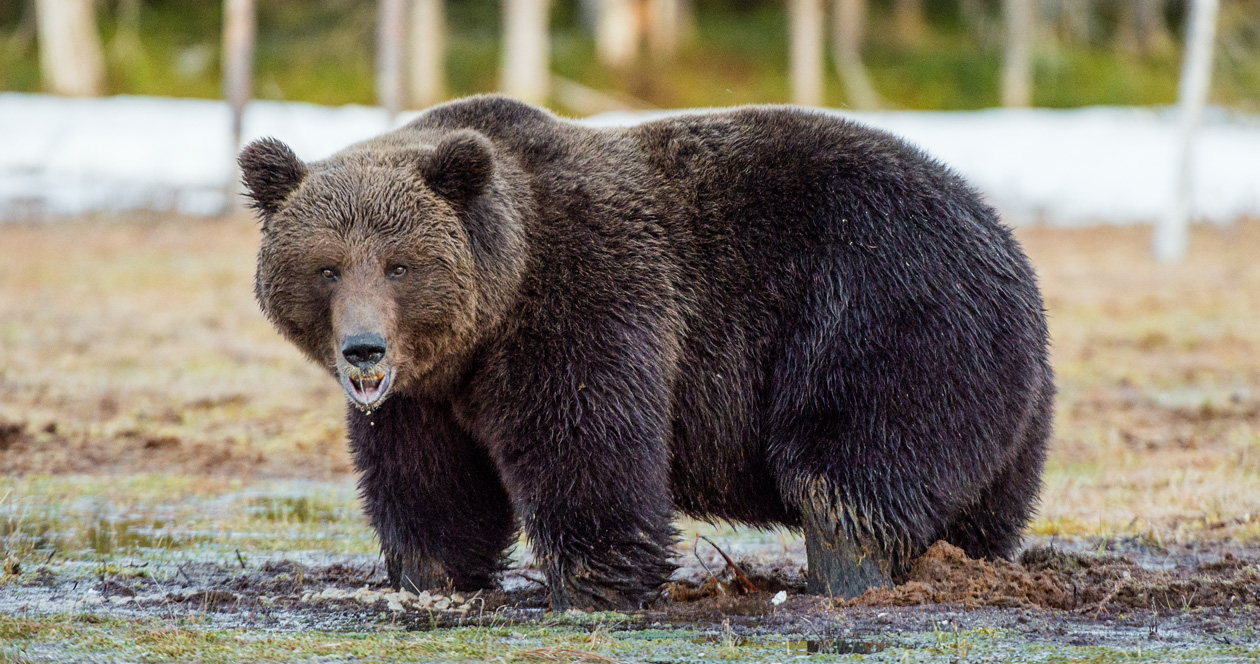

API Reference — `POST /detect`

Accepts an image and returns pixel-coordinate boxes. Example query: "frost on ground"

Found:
[2,93,1259,225]
[0,533,1257,663]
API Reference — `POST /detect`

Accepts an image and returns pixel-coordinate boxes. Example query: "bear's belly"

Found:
[665,404,797,527]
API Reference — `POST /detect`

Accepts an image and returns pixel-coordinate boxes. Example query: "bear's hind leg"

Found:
[942,432,1048,562]
[801,500,894,599]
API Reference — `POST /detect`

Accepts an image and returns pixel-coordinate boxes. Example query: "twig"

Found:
[698,535,759,593]
[506,569,547,586]
[235,549,247,569]
[1091,577,1125,617]
[693,535,725,595]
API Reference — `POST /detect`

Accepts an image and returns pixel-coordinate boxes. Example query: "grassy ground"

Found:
[1,215,1259,662]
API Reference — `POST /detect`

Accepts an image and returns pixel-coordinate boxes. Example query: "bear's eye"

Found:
[388,265,408,279]
[320,268,339,282]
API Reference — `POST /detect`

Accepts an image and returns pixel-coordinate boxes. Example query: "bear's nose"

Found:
[341,333,387,370]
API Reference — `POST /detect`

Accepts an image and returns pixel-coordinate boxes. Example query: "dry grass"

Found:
[0,214,1257,542]
[0,215,349,478]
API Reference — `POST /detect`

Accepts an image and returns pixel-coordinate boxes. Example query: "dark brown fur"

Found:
[242,96,1053,610]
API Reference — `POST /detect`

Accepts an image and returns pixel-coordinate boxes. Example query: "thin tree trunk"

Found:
[1001,0,1034,108]
[409,0,445,108]
[110,0,142,65]
[35,0,106,97]
[501,0,551,105]
[960,0,999,48]
[789,0,825,107]
[1136,0,1172,53]
[1154,0,1219,262]
[894,0,925,44]
[831,0,879,110]
[596,0,640,68]
[223,0,255,213]
[1119,0,1170,54]
[647,0,682,59]
[1058,0,1091,44]
[377,0,406,118]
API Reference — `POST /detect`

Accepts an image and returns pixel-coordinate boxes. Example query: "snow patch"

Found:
[2,93,1258,225]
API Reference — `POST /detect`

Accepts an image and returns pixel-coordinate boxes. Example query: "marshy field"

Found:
[1,215,1258,662]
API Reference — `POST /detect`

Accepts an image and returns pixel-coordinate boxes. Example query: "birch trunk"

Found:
[789,0,825,107]
[377,0,407,117]
[35,0,106,97]
[1001,0,1034,108]
[1154,0,1220,262]
[596,0,640,68]
[831,0,879,110]
[409,0,446,107]
[501,0,551,105]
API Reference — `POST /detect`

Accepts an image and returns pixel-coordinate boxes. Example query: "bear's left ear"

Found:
[418,130,495,206]
[238,138,307,215]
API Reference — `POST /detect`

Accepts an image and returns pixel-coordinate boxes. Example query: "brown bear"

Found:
[241,95,1053,611]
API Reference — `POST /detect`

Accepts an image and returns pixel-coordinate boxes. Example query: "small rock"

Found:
[771,590,788,606]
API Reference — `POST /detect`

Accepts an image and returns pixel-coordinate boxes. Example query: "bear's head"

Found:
[240,129,526,410]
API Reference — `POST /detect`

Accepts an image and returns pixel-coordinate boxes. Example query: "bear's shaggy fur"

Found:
[241,96,1053,610]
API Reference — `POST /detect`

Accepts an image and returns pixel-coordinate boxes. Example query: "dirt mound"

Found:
[849,542,1071,609]
[1022,547,1260,613]
[846,541,1260,612]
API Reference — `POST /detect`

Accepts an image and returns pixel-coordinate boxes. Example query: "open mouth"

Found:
[340,369,392,410]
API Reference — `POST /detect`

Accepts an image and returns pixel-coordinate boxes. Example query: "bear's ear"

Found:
[418,130,495,206]
[238,138,307,215]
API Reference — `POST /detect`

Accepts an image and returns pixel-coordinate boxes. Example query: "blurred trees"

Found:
[3,0,1258,113]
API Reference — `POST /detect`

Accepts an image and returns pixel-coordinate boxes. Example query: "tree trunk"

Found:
[1154,0,1219,262]
[1001,0,1034,108]
[831,0,879,110]
[1135,0,1172,53]
[894,0,925,44]
[789,0,825,106]
[223,0,255,213]
[596,0,640,68]
[377,0,407,117]
[501,0,551,105]
[409,0,445,108]
[1057,0,1091,44]
[35,0,106,97]
[647,0,683,59]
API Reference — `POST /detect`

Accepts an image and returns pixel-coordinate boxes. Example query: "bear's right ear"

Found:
[238,138,307,215]
[417,130,495,206]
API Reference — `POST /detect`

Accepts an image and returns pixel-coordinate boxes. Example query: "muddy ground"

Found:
[2,215,1260,662]
[2,525,1257,662]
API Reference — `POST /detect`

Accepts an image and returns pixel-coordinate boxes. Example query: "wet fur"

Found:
[244,96,1054,610]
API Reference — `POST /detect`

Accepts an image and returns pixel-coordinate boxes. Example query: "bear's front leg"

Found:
[482,344,678,610]
[348,395,517,593]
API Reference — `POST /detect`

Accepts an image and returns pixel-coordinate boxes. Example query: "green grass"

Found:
[0,614,1254,663]
[0,476,375,563]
